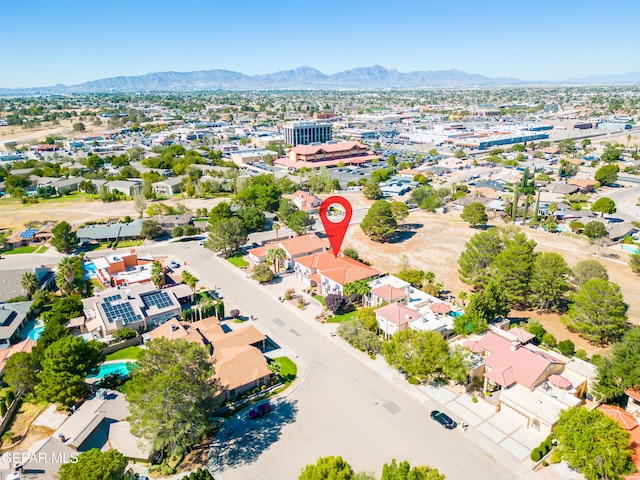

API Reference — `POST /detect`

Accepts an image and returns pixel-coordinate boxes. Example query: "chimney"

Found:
[510,339,521,351]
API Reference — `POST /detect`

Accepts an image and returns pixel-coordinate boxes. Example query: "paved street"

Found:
[127,241,536,480]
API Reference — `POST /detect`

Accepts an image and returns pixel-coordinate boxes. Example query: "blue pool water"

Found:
[83,261,97,280]
[449,311,463,318]
[28,326,45,341]
[622,244,639,253]
[87,362,136,379]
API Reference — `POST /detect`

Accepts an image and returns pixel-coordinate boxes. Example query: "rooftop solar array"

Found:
[141,291,173,310]
[102,299,141,325]
[20,228,38,239]
[103,294,122,304]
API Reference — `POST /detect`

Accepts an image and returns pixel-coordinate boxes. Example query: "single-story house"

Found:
[0,301,34,349]
[76,220,143,244]
[153,176,185,197]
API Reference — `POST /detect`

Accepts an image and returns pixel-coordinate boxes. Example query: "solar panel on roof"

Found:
[102,300,141,325]
[20,228,38,239]
[103,294,122,305]
[141,291,173,309]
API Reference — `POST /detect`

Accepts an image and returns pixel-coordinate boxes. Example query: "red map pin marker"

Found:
[319,196,353,257]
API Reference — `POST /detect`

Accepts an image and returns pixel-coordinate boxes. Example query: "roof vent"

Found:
[170,323,179,332]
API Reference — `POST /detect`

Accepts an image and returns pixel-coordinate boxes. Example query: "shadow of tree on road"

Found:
[218,398,298,469]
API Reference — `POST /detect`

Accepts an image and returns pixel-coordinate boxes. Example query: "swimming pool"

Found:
[28,326,45,341]
[83,261,97,280]
[87,362,136,379]
[449,311,463,318]
[622,244,639,253]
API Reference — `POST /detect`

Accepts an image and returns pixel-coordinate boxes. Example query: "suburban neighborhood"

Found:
[1,2,640,480]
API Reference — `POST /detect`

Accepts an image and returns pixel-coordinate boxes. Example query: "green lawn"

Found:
[34,245,48,254]
[271,356,297,381]
[227,254,249,268]
[95,240,143,250]
[3,246,39,255]
[327,311,357,323]
[313,294,326,306]
[105,346,141,361]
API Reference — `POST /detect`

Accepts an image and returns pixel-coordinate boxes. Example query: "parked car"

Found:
[430,410,457,429]
[169,260,180,268]
[248,403,272,419]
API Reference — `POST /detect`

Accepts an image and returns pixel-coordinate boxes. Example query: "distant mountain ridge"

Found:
[1,66,639,94]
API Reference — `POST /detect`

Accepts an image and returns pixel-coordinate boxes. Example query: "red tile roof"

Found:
[374,302,422,326]
[371,284,406,302]
[477,331,564,389]
[296,252,381,286]
[292,141,367,155]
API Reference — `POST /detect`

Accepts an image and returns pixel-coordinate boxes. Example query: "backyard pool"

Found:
[622,244,639,254]
[27,325,45,341]
[449,311,463,318]
[83,261,97,280]
[87,362,136,379]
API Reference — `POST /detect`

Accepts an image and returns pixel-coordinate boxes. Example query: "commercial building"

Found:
[275,141,374,169]
[283,121,332,146]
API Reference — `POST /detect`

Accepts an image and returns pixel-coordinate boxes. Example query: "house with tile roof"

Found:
[292,190,322,213]
[294,251,381,296]
[374,302,423,339]
[247,233,329,267]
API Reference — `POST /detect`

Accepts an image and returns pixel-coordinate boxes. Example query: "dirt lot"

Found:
[343,209,640,355]
[0,118,108,150]
[0,196,228,230]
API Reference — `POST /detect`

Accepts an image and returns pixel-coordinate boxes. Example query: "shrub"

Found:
[574,349,588,361]
[325,294,346,314]
[5,390,14,404]
[297,297,306,309]
[549,450,561,464]
[229,309,240,319]
[0,402,6,417]
[284,288,295,300]
[407,377,420,385]
[113,328,137,341]
[541,460,548,467]
[1,431,16,443]
[471,396,478,403]
[542,332,557,347]
[530,448,542,462]
[557,339,575,356]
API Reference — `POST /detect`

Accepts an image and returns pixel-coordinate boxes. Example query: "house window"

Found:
[532,418,540,431]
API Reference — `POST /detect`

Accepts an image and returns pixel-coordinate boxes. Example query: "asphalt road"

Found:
[132,241,521,480]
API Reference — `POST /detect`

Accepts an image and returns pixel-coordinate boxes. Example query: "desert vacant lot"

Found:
[343,209,640,355]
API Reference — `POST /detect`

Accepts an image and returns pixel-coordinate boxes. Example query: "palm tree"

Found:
[266,248,287,273]
[343,279,371,304]
[56,256,76,295]
[150,261,164,289]
[272,222,282,242]
[458,291,468,307]
[181,270,198,296]
[21,272,39,299]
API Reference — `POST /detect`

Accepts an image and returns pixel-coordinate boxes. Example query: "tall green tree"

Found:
[563,279,628,344]
[58,448,129,480]
[141,219,163,239]
[207,217,248,255]
[299,456,354,480]
[55,256,78,295]
[4,352,40,394]
[591,197,616,216]
[583,220,607,240]
[360,200,397,242]
[150,261,164,288]
[343,279,371,300]
[381,459,445,480]
[37,336,104,406]
[554,407,635,480]
[528,252,570,310]
[594,164,620,186]
[126,338,220,456]
[457,228,504,289]
[288,210,314,236]
[389,201,409,223]
[461,202,488,227]
[51,221,78,253]
[593,327,640,401]
[491,232,537,307]
[571,260,609,287]
[464,282,510,322]
[181,270,198,295]
[382,330,466,382]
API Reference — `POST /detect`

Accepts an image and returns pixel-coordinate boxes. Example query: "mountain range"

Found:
[2,66,640,94]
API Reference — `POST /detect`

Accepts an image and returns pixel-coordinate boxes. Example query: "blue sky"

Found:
[1,0,639,88]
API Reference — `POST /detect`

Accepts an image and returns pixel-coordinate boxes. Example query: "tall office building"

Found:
[283,121,333,146]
